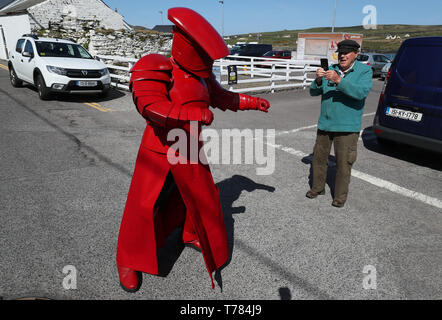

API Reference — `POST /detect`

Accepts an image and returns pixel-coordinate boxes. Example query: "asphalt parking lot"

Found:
[0,59,441,300]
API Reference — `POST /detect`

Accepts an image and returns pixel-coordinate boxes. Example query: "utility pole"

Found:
[219,0,224,38]
[332,0,337,32]
[159,11,164,25]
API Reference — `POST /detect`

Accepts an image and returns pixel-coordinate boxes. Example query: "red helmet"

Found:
[168,7,229,78]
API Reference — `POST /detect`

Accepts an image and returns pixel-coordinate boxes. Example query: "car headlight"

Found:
[47,66,68,76]
[99,68,110,76]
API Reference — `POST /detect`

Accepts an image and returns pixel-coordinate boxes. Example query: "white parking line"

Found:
[266,142,442,210]
[274,112,376,137]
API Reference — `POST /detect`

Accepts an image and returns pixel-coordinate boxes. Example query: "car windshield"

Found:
[357,55,369,62]
[263,51,277,57]
[35,41,93,59]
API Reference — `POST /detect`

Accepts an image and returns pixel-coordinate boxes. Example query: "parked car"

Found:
[8,34,111,100]
[357,52,392,77]
[383,53,396,62]
[373,37,442,153]
[229,44,246,55]
[262,50,292,59]
[233,44,272,57]
[380,62,391,80]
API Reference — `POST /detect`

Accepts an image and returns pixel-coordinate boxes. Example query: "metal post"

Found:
[303,64,307,89]
[251,58,254,78]
[0,26,9,60]
[332,0,338,32]
[286,62,290,81]
[219,1,224,39]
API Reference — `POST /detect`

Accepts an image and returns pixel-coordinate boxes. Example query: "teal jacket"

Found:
[310,61,373,132]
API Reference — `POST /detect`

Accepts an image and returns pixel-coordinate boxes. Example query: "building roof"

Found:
[0,0,15,10]
[152,25,174,33]
[0,0,46,15]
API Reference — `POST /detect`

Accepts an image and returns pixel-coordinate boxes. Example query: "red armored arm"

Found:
[205,73,270,112]
[130,54,216,127]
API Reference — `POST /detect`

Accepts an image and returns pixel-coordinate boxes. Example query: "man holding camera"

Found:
[306,39,373,208]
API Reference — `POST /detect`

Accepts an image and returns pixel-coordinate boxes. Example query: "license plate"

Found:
[385,107,422,122]
[76,81,97,87]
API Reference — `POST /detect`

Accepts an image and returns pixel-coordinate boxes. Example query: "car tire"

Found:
[99,88,110,98]
[9,66,23,88]
[36,74,51,100]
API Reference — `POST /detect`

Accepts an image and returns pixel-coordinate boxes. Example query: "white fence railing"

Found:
[215,55,319,93]
[97,55,137,91]
[97,54,319,93]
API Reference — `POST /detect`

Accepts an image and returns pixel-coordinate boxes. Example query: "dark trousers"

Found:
[311,130,359,202]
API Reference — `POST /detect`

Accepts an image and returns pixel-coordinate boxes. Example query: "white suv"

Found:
[8,34,111,100]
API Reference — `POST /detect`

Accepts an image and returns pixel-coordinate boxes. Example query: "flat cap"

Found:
[336,39,360,53]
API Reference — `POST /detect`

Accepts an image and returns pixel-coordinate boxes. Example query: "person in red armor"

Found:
[116,7,270,292]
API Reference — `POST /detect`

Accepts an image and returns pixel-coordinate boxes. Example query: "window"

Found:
[357,54,369,62]
[380,55,391,63]
[24,40,34,55]
[35,41,92,59]
[15,39,25,53]
[373,55,382,62]
[397,45,442,87]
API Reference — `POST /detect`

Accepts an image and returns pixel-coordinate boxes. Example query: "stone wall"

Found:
[88,30,173,57]
[28,0,173,58]
[28,0,130,31]
[37,28,173,58]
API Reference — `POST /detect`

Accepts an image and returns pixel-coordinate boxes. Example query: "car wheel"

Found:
[98,88,110,98]
[36,74,51,100]
[9,67,23,87]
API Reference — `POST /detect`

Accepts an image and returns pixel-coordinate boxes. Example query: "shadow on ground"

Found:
[22,85,126,102]
[362,126,442,171]
[302,153,337,199]
[152,175,276,289]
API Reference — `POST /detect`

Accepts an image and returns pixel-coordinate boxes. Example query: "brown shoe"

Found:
[305,189,325,199]
[332,199,346,208]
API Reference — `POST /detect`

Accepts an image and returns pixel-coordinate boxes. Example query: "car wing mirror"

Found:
[22,51,33,58]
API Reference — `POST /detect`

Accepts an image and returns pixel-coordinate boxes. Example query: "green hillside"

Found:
[227,24,442,53]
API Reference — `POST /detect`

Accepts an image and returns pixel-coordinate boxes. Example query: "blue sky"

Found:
[103,0,442,35]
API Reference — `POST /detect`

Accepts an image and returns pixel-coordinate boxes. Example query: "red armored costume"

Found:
[116,7,270,292]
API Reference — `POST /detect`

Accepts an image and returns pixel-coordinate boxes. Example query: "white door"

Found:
[10,38,25,78]
[20,40,36,83]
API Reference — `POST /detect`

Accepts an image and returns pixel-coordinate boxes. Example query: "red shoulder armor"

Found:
[130,54,173,72]
[130,54,173,91]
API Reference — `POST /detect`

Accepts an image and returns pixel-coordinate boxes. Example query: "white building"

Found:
[0,0,131,60]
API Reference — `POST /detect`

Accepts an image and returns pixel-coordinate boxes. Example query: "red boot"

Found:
[117,265,141,293]
[182,214,202,252]
[183,230,202,252]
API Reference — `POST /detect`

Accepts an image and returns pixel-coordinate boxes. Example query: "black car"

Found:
[235,44,273,57]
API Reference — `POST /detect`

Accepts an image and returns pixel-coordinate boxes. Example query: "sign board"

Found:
[296,33,364,64]
[227,65,237,85]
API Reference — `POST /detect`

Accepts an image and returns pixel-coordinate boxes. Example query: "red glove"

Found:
[238,94,270,113]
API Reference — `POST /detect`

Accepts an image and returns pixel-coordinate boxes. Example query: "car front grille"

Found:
[66,69,102,79]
